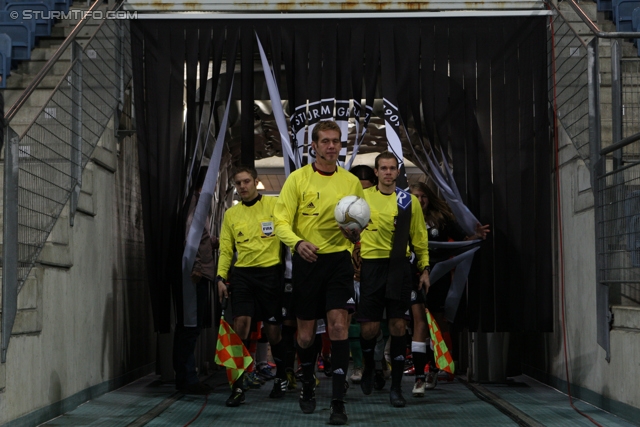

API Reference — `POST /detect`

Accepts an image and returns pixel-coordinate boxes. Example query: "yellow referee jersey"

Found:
[217,194,281,280]
[360,186,430,271]
[274,163,365,254]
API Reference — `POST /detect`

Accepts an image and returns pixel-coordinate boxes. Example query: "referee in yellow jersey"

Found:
[217,166,288,406]
[273,120,364,425]
[358,151,430,408]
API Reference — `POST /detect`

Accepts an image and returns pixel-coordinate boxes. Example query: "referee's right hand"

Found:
[297,241,319,262]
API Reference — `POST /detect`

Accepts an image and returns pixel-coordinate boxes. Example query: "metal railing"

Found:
[547,0,640,361]
[1,0,132,362]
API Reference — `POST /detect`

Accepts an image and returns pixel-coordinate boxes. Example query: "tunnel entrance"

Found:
[131,16,553,378]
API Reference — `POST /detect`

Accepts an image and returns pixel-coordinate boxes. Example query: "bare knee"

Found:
[297,333,314,348]
[326,309,349,340]
[327,322,347,340]
[264,323,282,345]
[388,318,406,336]
[296,320,316,348]
[360,322,380,340]
[233,317,251,340]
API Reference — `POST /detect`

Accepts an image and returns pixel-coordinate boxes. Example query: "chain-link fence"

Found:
[621,60,640,155]
[548,9,591,165]
[548,5,640,308]
[597,59,640,307]
[597,167,640,306]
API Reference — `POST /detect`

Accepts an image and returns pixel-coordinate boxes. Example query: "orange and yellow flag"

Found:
[426,309,455,374]
[215,318,253,386]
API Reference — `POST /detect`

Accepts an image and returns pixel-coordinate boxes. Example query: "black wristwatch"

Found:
[424,266,431,274]
[216,275,226,284]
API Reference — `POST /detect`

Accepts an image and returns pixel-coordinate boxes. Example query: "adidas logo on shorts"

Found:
[346,298,355,304]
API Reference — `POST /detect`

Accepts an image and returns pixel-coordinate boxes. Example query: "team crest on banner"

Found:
[261,221,274,238]
[290,105,307,168]
[335,99,350,166]
[383,99,409,189]
[396,188,411,210]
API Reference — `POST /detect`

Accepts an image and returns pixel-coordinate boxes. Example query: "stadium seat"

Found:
[4,0,54,38]
[53,0,71,13]
[614,0,640,32]
[0,21,32,60]
[598,0,613,12]
[0,10,36,46]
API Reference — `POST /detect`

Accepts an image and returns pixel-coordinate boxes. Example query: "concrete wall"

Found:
[532,125,640,418]
[0,122,156,426]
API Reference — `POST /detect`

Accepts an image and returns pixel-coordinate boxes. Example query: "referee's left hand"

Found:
[340,226,361,244]
[217,280,228,303]
[418,269,431,293]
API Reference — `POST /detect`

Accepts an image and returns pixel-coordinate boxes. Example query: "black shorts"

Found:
[410,287,427,306]
[409,259,426,306]
[358,258,412,322]
[282,279,296,320]
[292,251,355,321]
[231,264,283,323]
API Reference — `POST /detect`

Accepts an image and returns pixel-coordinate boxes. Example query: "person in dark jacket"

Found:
[173,168,217,395]
[409,181,489,393]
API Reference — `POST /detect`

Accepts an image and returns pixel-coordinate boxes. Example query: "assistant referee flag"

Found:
[215,318,253,386]
[426,309,455,374]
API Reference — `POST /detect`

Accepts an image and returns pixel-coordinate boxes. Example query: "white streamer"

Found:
[256,33,295,175]
[181,76,235,327]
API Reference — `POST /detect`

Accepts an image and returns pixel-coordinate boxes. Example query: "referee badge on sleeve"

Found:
[261,221,274,238]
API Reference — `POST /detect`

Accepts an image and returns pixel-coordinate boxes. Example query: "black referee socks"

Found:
[330,339,349,401]
[390,335,406,389]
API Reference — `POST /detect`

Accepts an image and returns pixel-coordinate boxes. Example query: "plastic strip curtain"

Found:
[181,78,235,327]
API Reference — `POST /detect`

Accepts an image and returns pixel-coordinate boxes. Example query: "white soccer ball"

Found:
[334,195,371,232]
